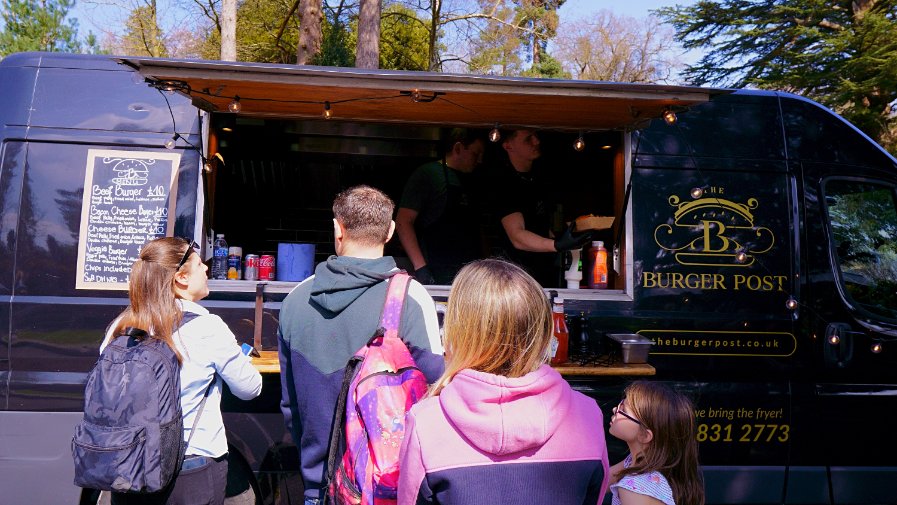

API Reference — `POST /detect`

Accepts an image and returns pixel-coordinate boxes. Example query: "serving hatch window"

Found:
[824,179,897,321]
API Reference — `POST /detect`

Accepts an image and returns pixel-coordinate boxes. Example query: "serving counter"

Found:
[251,350,654,376]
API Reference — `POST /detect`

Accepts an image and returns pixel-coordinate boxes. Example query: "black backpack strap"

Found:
[323,354,364,505]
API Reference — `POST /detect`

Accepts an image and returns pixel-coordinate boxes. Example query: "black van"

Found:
[0,52,895,504]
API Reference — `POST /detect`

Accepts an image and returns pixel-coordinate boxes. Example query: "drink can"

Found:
[259,254,276,281]
[244,254,259,281]
[227,246,242,280]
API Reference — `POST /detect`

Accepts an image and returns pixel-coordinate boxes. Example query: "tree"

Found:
[348,3,430,70]
[0,0,82,55]
[553,10,678,82]
[514,0,564,66]
[220,0,236,60]
[356,0,381,68]
[657,0,897,152]
[119,2,167,57]
[296,0,323,64]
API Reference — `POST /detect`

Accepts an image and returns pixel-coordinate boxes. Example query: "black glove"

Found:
[554,223,592,251]
[413,265,436,285]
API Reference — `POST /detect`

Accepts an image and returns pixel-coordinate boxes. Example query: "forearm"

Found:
[507,227,557,252]
[396,210,427,269]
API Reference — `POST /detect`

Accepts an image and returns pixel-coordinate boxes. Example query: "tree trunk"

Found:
[296,0,324,64]
[427,0,441,71]
[356,0,381,69]
[221,0,237,61]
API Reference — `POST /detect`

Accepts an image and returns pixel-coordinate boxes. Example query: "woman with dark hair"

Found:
[102,237,262,505]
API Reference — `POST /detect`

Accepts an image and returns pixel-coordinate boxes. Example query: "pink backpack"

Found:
[324,273,428,505]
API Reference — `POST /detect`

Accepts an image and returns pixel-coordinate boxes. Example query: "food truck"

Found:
[0,52,895,504]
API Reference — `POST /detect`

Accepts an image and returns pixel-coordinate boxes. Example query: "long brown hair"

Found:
[429,258,552,396]
[109,237,193,362]
[617,381,705,505]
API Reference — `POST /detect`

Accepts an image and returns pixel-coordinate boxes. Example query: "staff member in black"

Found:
[396,128,486,285]
[492,128,591,286]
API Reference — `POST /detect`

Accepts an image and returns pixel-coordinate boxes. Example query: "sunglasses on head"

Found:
[176,239,200,270]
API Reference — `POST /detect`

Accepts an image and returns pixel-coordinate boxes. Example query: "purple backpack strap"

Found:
[379,272,410,337]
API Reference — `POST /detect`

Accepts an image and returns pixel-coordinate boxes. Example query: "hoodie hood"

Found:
[438,364,572,456]
[309,255,398,314]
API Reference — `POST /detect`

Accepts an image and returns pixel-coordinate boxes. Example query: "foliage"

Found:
[520,51,568,78]
[0,0,83,55]
[119,3,168,56]
[311,7,354,67]
[656,0,897,153]
[514,0,563,65]
[553,9,677,82]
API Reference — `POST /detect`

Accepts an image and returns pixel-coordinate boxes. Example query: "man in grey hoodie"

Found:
[277,185,445,505]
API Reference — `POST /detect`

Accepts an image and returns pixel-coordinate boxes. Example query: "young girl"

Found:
[103,237,263,505]
[398,258,610,505]
[609,381,704,505]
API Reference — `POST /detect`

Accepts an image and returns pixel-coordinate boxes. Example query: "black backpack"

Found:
[72,312,209,493]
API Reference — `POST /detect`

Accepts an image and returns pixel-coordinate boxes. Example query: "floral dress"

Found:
[610,454,675,505]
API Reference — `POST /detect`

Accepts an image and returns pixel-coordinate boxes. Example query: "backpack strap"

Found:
[378,272,410,338]
[177,309,214,458]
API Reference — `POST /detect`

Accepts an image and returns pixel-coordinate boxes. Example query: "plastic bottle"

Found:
[212,234,228,280]
[587,241,608,289]
[564,248,583,289]
[550,297,569,365]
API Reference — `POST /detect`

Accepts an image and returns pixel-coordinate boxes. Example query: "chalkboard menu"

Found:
[76,149,182,290]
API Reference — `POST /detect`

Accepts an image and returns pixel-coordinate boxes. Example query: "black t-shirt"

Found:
[490,164,559,286]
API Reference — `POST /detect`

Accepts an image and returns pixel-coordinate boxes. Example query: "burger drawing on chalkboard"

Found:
[108,157,153,186]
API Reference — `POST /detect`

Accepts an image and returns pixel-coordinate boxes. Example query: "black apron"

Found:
[418,162,481,284]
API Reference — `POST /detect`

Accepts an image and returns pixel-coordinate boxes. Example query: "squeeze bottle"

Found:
[588,241,608,289]
[550,297,569,365]
[564,248,583,289]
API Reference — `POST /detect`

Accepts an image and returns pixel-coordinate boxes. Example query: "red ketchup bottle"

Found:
[550,297,569,365]
[587,241,608,289]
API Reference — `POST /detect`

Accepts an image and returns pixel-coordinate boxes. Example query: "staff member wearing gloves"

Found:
[396,128,486,285]
[492,129,591,286]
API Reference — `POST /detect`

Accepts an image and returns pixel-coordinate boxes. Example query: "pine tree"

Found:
[657,0,897,152]
[0,0,82,56]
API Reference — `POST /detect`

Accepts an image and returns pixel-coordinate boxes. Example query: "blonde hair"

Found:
[109,237,194,362]
[618,381,705,505]
[429,259,552,396]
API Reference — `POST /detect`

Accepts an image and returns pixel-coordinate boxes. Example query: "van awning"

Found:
[120,57,729,130]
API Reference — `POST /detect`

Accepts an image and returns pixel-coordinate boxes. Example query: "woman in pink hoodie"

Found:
[398,258,610,505]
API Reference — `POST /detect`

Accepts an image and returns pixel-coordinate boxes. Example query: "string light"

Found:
[573,132,585,152]
[410,89,422,102]
[690,187,704,199]
[735,250,748,264]
[871,341,883,353]
[164,133,178,150]
[489,124,501,143]
[662,107,677,125]
[323,101,332,119]
[785,297,799,310]
[828,333,841,345]
[228,96,242,113]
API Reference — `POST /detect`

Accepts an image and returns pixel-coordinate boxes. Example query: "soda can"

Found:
[227,246,242,280]
[259,254,276,281]
[244,254,259,281]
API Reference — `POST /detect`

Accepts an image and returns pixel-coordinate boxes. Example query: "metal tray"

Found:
[606,333,652,364]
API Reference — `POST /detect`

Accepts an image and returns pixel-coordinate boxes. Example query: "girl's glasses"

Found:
[613,400,644,427]
[176,240,199,270]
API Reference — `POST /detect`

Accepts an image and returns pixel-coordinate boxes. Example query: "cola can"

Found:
[259,254,276,281]
[244,254,259,281]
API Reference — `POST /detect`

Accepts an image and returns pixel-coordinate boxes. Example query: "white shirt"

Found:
[101,299,263,457]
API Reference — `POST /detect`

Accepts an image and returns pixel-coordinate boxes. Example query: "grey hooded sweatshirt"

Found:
[277,255,444,501]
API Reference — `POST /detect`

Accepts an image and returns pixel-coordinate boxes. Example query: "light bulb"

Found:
[323,101,332,119]
[871,342,883,353]
[489,124,501,143]
[574,134,585,152]
[663,108,677,125]
[735,250,748,263]
[785,297,798,310]
[828,334,840,345]
[228,96,242,113]
[690,187,704,199]
[164,136,176,149]
[410,89,422,102]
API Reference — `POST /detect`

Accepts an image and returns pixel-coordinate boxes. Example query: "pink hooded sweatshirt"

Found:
[398,364,609,505]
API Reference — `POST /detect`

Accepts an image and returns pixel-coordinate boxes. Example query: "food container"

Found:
[606,333,652,364]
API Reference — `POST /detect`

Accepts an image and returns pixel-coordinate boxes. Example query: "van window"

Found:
[824,180,897,321]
